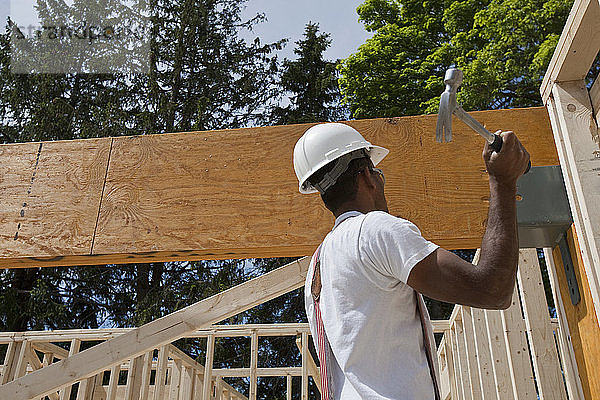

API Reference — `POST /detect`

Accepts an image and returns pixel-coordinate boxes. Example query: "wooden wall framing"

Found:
[541,0,600,324]
[0,257,310,400]
[540,0,600,397]
[0,107,558,268]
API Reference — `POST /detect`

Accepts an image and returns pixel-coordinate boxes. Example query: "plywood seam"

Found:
[90,137,114,255]
[13,142,43,243]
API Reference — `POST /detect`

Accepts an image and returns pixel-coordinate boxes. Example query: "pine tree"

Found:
[270,22,346,125]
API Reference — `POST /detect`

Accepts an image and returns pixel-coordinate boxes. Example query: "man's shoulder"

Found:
[363,211,416,229]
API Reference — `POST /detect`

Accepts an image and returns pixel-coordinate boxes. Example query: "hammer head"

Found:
[436,68,464,143]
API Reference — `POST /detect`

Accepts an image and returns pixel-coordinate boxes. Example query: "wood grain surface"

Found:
[0,107,559,268]
[0,138,111,266]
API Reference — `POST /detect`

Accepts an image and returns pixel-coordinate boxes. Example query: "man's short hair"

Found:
[308,152,373,213]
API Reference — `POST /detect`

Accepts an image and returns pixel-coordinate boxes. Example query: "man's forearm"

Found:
[478,178,519,308]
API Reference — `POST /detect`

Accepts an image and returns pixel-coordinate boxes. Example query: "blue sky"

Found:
[240,0,372,61]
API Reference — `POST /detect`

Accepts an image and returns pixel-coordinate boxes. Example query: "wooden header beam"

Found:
[0,107,559,268]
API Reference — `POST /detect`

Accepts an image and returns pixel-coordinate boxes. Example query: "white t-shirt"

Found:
[305,210,440,399]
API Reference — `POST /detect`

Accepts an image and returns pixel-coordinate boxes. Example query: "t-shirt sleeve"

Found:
[359,211,439,284]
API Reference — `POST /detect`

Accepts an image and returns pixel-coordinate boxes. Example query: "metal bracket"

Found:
[516,166,580,305]
[557,232,581,306]
[516,166,573,248]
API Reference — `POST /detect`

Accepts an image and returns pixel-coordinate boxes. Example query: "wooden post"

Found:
[286,375,292,400]
[138,350,154,400]
[214,378,222,400]
[202,334,215,400]
[295,335,321,393]
[448,323,463,399]
[484,310,515,400]
[543,247,585,400]
[591,76,600,125]
[500,283,536,399]
[59,339,81,400]
[125,354,144,400]
[153,346,169,400]
[300,332,308,400]
[469,308,495,397]
[452,315,473,400]
[193,371,203,400]
[460,307,482,400]
[106,364,120,400]
[14,339,29,380]
[517,248,567,399]
[1,340,21,384]
[179,365,195,400]
[441,326,458,399]
[249,331,258,400]
[168,359,182,400]
[75,375,96,400]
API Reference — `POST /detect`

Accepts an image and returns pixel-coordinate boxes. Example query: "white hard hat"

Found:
[293,123,389,194]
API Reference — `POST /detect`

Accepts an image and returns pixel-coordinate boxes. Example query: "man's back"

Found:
[305,210,439,399]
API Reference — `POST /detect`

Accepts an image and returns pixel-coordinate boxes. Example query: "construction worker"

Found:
[293,122,530,399]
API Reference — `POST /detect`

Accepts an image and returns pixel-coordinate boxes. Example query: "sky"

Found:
[1,0,372,63]
[240,0,372,61]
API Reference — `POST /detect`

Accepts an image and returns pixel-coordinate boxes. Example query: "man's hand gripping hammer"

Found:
[436,68,531,173]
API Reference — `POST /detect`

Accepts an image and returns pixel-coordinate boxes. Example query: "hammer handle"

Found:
[454,106,530,173]
[453,106,496,143]
[490,134,531,173]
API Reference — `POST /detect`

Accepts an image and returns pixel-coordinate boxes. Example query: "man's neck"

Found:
[334,204,380,218]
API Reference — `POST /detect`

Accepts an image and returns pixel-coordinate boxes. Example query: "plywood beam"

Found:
[0,107,558,268]
[0,256,309,400]
[540,0,600,102]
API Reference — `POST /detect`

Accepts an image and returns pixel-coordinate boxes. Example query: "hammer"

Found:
[436,68,530,173]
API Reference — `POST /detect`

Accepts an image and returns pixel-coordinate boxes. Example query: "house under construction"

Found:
[0,0,599,398]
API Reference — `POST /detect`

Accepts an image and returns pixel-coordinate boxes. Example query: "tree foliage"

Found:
[338,0,589,119]
[270,23,346,124]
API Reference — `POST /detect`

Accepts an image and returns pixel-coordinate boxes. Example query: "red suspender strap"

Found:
[311,244,333,400]
[416,292,441,400]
